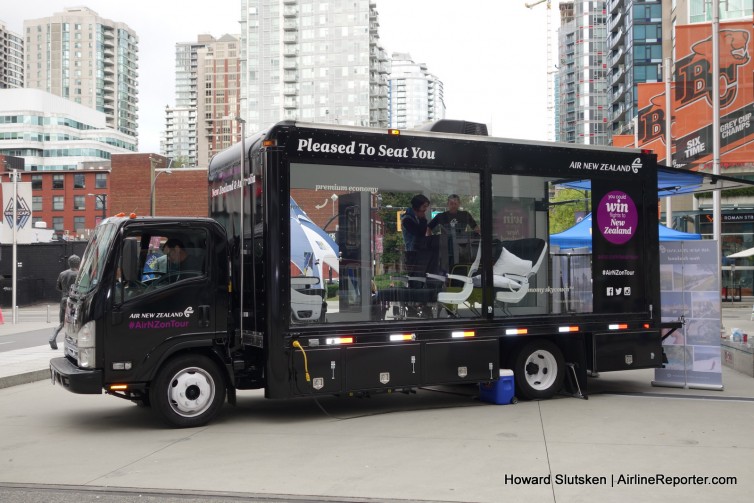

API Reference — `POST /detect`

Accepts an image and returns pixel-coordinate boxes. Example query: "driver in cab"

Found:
[162,238,203,281]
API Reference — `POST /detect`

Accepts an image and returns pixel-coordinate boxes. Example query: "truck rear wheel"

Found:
[150,354,225,428]
[513,340,565,400]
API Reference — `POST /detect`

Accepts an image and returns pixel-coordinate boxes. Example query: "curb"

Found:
[0,369,50,390]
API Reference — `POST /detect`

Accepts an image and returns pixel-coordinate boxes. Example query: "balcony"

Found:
[609,64,626,86]
[283,19,298,31]
[283,33,298,44]
[607,26,625,50]
[610,46,626,67]
[611,102,626,122]
[608,0,621,15]
[283,6,298,17]
[607,8,624,33]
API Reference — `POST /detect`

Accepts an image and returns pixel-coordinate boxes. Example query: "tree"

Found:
[549,189,590,234]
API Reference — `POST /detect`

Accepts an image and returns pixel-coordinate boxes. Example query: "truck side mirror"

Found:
[121,238,140,283]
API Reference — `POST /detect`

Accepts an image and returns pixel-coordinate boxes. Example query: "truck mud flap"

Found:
[50,357,103,394]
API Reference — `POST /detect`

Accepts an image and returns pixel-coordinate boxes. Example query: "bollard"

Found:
[47,304,51,324]
[751,304,754,321]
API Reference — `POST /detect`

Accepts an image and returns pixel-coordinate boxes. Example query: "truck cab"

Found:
[51,217,235,425]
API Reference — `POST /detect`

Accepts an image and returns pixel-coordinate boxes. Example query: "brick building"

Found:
[1,153,209,242]
[110,153,208,218]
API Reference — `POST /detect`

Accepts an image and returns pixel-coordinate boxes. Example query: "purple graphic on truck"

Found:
[596,190,637,245]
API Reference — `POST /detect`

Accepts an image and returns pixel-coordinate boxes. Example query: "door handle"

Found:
[199,304,210,328]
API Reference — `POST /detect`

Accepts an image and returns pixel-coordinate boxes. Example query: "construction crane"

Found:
[525,0,555,141]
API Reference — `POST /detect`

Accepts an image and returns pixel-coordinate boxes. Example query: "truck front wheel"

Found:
[513,340,565,400]
[150,354,226,428]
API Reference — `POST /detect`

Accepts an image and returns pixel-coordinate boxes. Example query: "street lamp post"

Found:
[150,159,173,216]
[4,164,20,324]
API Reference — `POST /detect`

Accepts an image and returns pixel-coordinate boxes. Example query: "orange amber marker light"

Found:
[262,139,276,147]
[644,323,650,329]
[109,384,128,391]
[388,129,400,135]
[558,326,579,333]
[609,324,629,330]
[115,212,126,217]
[129,213,137,219]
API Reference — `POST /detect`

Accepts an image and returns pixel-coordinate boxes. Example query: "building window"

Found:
[32,196,43,211]
[53,196,65,211]
[53,174,64,189]
[74,216,86,231]
[95,173,107,189]
[52,217,64,231]
[31,175,43,190]
[74,173,85,189]
[73,195,86,210]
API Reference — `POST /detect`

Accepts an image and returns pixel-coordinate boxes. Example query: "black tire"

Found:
[512,339,565,400]
[150,354,226,428]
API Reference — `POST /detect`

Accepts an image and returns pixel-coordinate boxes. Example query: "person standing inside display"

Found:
[428,194,479,269]
[401,194,438,278]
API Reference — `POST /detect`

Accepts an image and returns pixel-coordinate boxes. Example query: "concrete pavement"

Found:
[0,303,60,389]
[1,303,754,502]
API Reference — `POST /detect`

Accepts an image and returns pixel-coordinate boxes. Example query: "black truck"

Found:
[51,120,666,427]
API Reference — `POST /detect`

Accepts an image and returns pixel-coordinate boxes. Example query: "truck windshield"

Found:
[74,222,118,295]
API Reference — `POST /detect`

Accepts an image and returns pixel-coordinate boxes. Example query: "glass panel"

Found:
[290,162,480,324]
[114,228,208,304]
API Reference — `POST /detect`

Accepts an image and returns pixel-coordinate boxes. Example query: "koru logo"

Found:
[184,306,194,318]
[676,28,751,109]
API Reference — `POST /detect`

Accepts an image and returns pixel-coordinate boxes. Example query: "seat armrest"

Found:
[446,273,472,285]
[426,273,446,282]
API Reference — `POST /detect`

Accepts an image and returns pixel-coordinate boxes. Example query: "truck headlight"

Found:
[77,320,96,348]
[78,348,96,368]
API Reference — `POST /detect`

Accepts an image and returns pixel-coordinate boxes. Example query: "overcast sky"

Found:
[1,0,553,153]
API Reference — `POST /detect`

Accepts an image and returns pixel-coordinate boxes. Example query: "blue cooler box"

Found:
[479,369,515,405]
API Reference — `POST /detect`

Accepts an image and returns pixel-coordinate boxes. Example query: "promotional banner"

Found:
[1,181,34,244]
[655,240,722,390]
[636,82,670,161]
[633,21,753,170]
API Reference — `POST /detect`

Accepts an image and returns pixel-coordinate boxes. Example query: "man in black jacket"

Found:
[49,254,80,350]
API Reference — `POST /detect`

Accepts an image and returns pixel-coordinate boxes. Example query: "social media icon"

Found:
[607,287,614,296]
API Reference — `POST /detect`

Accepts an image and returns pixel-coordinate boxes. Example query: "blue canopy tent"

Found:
[550,213,701,251]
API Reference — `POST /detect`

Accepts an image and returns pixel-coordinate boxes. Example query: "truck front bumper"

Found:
[50,357,103,394]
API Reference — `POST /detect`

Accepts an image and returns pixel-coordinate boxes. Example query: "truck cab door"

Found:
[104,226,218,383]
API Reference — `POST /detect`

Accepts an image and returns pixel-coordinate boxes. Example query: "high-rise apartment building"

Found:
[163,34,241,167]
[387,52,445,129]
[1,21,24,89]
[23,7,139,140]
[606,0,663,138]
[239,0,388,133]
[557,1,610,145]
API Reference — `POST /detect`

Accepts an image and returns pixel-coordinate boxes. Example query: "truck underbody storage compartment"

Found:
[591,331,663,372]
